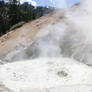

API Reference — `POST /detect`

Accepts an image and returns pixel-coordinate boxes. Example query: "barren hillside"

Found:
[0,0,92,92]
[0,10,65,61]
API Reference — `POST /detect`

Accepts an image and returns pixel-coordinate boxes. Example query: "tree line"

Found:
[0,0,54,36]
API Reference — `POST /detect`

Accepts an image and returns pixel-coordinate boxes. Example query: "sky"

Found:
[52,0,80,8]
[6,0,81,8]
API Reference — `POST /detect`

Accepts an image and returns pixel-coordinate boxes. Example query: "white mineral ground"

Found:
[0,0,92,92]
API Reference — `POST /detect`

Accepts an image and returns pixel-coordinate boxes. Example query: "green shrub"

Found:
[57,70,68,77]
[9,21,26,32]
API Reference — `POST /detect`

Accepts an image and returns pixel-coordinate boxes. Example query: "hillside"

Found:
[0,0,92,92]
[0,10,65,61]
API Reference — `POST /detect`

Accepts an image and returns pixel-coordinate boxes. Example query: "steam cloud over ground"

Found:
[0,0,92,92]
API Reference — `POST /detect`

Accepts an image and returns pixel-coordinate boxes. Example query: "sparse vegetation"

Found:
[9,21,25,31]
[57,70,68,77]
[0,0,54,36]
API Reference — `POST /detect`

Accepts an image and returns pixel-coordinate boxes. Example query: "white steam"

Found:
[10,0,92,65]
[0,0,92,92]
[10,23,66,61]
[34,23,66,57]
[64,0,92,64]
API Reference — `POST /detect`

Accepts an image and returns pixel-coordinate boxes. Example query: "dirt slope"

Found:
[0,10,65,60]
